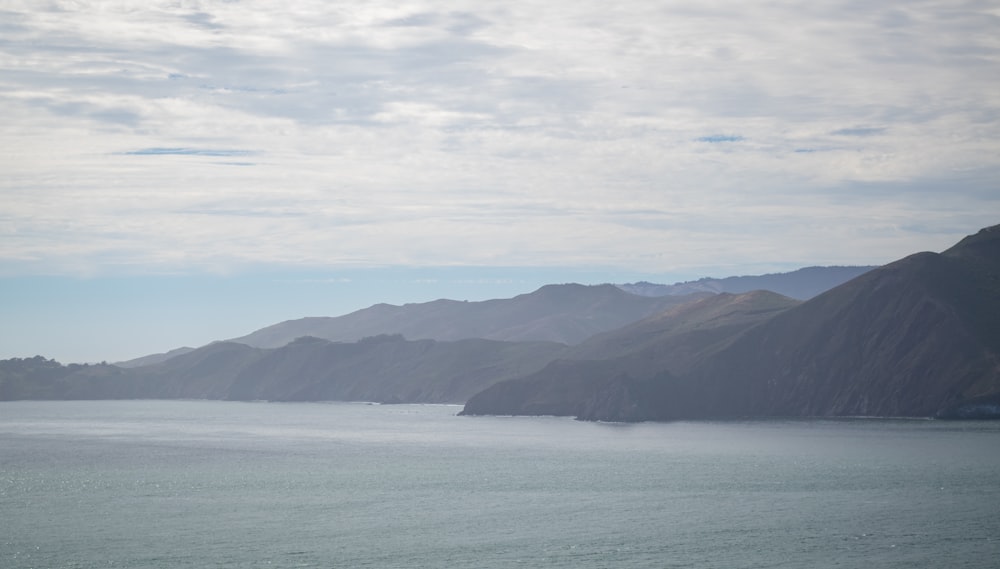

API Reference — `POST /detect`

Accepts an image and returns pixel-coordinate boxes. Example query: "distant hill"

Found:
[229,284,710,349]
[563,289,800,364]
[121,267,864,366]
[461,291,801,420]
[9,227,998,420]
[115,346,196,368]
[0,335,568,404]
[463,225,1000,421]
[618,265,876,300]
[150,334,567,403]
[0,356,135,400]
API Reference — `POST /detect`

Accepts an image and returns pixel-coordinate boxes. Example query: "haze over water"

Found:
[3,401,998,568]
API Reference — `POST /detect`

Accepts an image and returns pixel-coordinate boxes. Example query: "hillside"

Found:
[463,225,1000,421]
[7,227,997,418]
[229,283,709,348]
[115,346,196,368]
[0,356,137,400]
[461,291,800,420]
[0,336,568,404]
[619,265,876,300]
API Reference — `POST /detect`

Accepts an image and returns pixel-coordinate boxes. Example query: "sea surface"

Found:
[2,400,998,568]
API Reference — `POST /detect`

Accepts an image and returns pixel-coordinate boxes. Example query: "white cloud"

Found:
[0,0,998,277]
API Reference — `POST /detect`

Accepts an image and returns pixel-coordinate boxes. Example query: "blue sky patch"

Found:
[122,147,255,157]
[831,127,886,137]
[696,135,745,143]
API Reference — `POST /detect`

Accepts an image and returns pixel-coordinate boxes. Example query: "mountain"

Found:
[0,335,568,404]
[115,346,196,368]
[0,356,137,400]
[229,284,710,349]
[461,290,801,420]
[618,265,876,300]
[148,334,566,403]
[562,289,800,364]
[9,226,997,418]
[462,225,1000,421]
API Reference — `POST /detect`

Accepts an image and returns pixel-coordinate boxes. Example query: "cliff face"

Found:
[463,225,1000,421]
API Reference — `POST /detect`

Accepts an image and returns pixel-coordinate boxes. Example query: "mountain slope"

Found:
[0,336,568,404]
[463,225,1000,421]
[461,291,800,419]
[0,356,136,400]
[619,265,876,300]
[687,225,1000,420]
[230,284,710,348]
[115,346,196,368]
[222,335,565,403]
[564,289,800,364]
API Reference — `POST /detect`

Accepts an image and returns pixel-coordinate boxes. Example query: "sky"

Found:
[1,0,999,363]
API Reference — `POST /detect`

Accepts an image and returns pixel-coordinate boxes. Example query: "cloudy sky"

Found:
[2,0,999,362]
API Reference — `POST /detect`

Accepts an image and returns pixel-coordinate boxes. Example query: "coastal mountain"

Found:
[5,226,997,420]
[685,224,1000,421]
[115,346,196,368]
[0,356,131,400]
[229,283,709,349]
[117,266,868,366]
[463,225,1000,421]
[0,335,568,404]
[618,265,876,300]
[170,334,566,403]
[461,290,801,420]
[562,289,800,364]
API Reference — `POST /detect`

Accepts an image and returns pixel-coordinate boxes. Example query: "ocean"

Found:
[2,400,998,568]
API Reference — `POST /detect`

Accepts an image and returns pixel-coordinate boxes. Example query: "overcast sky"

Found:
[2,1,999,362]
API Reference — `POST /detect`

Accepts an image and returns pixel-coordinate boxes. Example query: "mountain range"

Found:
[3,226,998,420]
[462,225,1000,421]
[1,335,566,404]
[617,265,875,299]
[225,284,708,348]
[460,290,801,421]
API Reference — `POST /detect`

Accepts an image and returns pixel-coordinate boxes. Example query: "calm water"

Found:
[2,401,998,568]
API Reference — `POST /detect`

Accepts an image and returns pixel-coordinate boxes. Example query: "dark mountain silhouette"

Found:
[229,284,709,349]
[463,225,1000,421]
[619,265,876,300]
